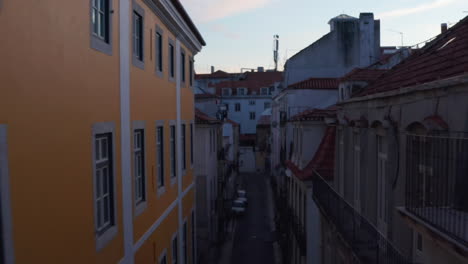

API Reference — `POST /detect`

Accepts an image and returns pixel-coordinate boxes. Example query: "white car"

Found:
[237,190,248,206]
[231,199,246,216]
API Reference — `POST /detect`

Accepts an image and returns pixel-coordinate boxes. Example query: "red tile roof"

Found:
[340,68,388,82]
[287,78,339,90]
[285,126,336,181]
[195,93,219,99]
[211,71,283,95]
[195,108,219,124]
[195,70,235,80]
[290,106,337,122]
[359,16,468,96]
[226,119,239,127]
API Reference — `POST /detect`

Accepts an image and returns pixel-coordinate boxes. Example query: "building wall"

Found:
[0,1,123,262]
[284,13,380,86]
[0,0,201,263]
[224,97,272,134]
[333,80,468,262]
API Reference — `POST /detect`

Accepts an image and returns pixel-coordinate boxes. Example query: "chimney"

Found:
[211,66,215,73]
[257,67,265,72]
[441,23,448,33]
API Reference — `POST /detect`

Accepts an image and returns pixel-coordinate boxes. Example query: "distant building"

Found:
[284,13,381,86]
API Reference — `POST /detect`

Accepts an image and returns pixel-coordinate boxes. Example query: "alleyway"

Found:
[231,173,276,264]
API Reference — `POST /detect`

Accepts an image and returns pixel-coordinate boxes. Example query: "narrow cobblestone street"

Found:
[231,173,276,264]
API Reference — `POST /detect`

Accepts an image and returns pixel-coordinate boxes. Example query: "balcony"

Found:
[313,176,411,264]
[402,133,468,249]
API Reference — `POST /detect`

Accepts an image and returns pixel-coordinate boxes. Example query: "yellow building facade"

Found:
[0,0,205,263]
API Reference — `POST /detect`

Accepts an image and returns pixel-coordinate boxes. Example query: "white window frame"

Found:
[155,25,164,77]
[132,2,145,69]
[169,38,175,82]
[156,121,165,196]
[249,100,255,105]
[261,87,268,95]
[90,0,113,55]
[92,122,118,251]
[0,125,14,264]
[170,121,177,185]
[133,121,147,216]
[237,88,246,96]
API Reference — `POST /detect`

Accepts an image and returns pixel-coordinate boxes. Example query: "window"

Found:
[95,133,114,233]
[132,4,144,68]
[264,102,271,109]
[160,254,167,264]
[0,125,14,262]
[225,103,229,111]
[222,88,230,96]
[93,125,117,250]
[249,112,256,120]
[235,103,241,112]
[237,88,246,96]
[190,124,193,165]
[91,0,112,54]
[249,100,255,105]
[170,125,176,178]
[181,124,186,171]
[155,27,163,75]
[261,87,268,95]
[191,211,196,264]
[183,222,188,264]
[134,129,146,205]
[189,58,194,87]
[269,86,274,95]
[169,40,175,79]
[157,125,165,188]
[172,235,178,264]
[181,50,186,83]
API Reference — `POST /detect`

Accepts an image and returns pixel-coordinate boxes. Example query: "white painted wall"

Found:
[223,96,273,134]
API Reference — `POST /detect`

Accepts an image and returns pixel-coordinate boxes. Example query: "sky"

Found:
[179,0,467,74]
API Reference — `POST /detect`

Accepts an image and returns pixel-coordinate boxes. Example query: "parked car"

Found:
[231,199,246,216]
[237,190,248,206]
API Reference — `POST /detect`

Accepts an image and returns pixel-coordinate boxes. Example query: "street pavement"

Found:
[231,173,276,264]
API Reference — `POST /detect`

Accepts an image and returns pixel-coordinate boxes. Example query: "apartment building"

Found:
[0,0,204,263]
[313,17,468,264]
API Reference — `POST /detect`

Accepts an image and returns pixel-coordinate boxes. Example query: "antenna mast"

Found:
[273,35,279,71]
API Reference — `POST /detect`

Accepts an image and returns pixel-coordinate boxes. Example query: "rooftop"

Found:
[210,71,283,96]
[340,68,388,82]
[356,15,468,97]
[195,108,219,124]
[287,77,339,90]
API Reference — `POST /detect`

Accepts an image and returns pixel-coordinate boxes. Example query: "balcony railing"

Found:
[313,176,411,264]
[406,133,468,247]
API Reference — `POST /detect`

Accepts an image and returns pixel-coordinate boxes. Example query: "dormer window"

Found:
[261,87,268,95]
[222,88,231,96]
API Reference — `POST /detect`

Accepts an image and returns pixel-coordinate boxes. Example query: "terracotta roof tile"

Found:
[340,68,388,82]
[195,108,219,124]
[195,93,219,99]
[195,70,235,80]
[285,126,336,181]
[210,71,283,95]
[287,78,339,90]
[359,16,468,96]
[290,106,337,122]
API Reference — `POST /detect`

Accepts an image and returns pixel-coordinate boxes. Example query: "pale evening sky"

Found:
[179,0,467,74]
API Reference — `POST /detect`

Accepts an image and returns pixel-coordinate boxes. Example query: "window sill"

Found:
[157,186,166,197]
[132,56,145,70]
[91,36,112,56]
[134,200,147,217]
[96,225,118,252]
[156,70,163,78]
